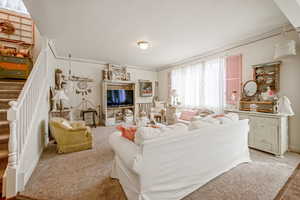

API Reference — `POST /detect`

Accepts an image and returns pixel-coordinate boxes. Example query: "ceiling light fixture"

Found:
[137,40,150,50]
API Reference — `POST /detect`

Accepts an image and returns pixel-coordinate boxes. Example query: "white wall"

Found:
[158,31,300,152]
[53,59,158,117]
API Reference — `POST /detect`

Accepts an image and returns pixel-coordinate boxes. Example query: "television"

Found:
[107,90,134,107]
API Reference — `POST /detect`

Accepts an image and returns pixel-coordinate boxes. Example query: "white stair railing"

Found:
[6,47,49,198]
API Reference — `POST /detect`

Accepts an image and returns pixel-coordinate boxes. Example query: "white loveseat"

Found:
[109,120,251,200]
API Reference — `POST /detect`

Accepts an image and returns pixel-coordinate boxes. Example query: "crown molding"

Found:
[48,23,295,73]
[157,23,295,72]
[47,39,157,72]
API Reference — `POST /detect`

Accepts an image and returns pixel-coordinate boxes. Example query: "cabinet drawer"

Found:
[251,117,279,154]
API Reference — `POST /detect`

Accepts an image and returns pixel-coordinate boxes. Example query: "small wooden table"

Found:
[81,109,97,127]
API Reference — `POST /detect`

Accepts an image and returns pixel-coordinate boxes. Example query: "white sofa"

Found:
[109,120,251,200]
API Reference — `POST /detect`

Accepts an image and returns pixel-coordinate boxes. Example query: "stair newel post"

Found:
[6,101,19,198]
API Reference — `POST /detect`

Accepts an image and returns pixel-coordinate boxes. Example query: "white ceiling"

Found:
[24,0,288,69]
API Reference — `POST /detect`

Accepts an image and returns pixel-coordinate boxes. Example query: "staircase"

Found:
[0,79,25,196]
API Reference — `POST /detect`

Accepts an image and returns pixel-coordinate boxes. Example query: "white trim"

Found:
[289,145,300,154]
[157,23,294,72]
[48,23,294,72]
[21,147,43,189]
[48,40,157,72]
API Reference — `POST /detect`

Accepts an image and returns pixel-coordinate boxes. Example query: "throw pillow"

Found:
[217,113,239,124]
[134,127,162,144]
[116,125,137,142]
[179,111,197,121]
[61,120,72,129]
[200,116,221,124]
[161,123,188,134]
[189,120,212,130]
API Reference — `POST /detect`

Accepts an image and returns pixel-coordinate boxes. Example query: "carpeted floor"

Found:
[20,127,300,200]
[274,163,300,200]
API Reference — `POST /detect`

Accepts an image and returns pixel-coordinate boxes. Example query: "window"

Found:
[0,0,28,14]
[171,57,225,113]
[171,55,242,112]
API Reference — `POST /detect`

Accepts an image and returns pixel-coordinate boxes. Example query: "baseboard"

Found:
[6,197,16,200]
[288,146,300,154]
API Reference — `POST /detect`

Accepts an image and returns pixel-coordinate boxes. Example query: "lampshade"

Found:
[52,90,69,101]
[278,96,294,116]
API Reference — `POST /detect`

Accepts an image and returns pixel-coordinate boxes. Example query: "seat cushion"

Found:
[179,111,197,121]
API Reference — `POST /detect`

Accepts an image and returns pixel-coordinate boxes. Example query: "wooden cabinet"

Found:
[102,80,136,126]
[0,55,32,79]
[226,109,288,157]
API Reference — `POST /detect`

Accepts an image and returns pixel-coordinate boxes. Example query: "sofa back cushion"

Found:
[188,120,213,130]
[135,123,188,144]
[212,113,239,124]
[179,111,197,121]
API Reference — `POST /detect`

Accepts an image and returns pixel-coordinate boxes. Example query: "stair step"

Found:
[0,81,25,90]
[0,109,7,121]
[0,150,8,160]
[0,98,17,109]
[0,134,9,144]
[0,121,9,135]
[0,90,21,99]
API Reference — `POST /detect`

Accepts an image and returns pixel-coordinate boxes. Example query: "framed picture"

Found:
[82,110,97,127]
[106,64,130,81]
[139,81,153,97]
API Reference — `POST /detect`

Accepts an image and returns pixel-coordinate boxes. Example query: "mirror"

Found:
[243,80,258,97]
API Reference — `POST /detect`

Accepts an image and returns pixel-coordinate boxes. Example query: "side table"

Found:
[81,109,98,127]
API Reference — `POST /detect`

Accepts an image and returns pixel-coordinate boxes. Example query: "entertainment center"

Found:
[102,80,136,126]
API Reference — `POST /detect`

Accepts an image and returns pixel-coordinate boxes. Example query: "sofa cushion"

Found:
[160,123,188,134]
[134,123,188,144]
[216,113,239,124]
[188,120,212,130]
[135,127,162,144]
[179,111,197,121]
[200,116,221,124]
[61,120,72,129]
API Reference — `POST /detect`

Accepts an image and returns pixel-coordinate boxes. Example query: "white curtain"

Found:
[171,57,225,113]
[0,0,28,14]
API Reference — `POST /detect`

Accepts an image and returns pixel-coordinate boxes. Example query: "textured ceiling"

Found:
[24,0,288,69]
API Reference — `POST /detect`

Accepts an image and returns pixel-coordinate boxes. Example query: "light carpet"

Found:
[20,127,300,200]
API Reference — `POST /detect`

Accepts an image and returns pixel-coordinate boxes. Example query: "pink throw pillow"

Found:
[116,125,137,142]
[179,111,197,121]
[212,114,225,118]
